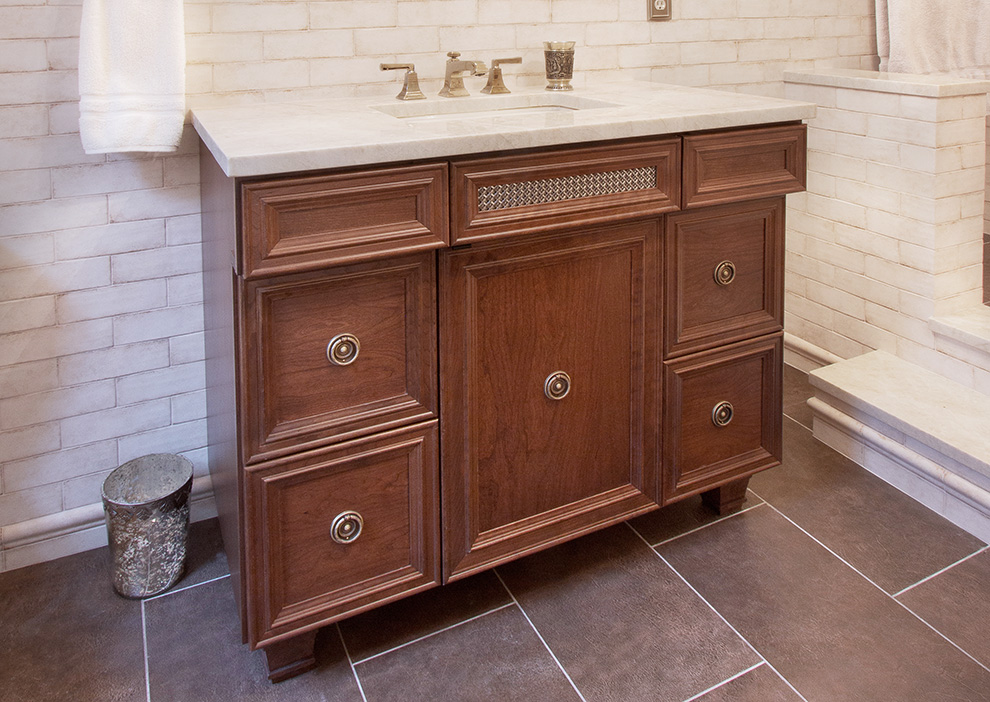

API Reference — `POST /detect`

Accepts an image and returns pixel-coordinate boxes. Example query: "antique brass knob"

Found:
[326,333,360,366]
[712,401,734,427]
[713,260,736,286]
[330,511,364,544]
[544,371,571,400]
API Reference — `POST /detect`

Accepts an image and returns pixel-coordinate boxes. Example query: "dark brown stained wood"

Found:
[682,124,806,209]
[240,162,448,277]
[262,629,318,683]
[450,137,680,244]
[701,477,751,515]
[244,421,440,648]
[240,253,437,464]
[440,221,661,580]
[662,333,782,504]
[199,145,247,640]
[664,197,784,358]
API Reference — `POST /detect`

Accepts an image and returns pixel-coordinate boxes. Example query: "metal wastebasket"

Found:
[102,453,194,598]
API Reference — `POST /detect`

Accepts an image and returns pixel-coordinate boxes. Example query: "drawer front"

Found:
[245,422,440,647]
[662,334,782,503]
[664,198,784,358]
[450,138,680,244]
[241,162,448,277]
[241,252,437,464]
[682,124,806,209]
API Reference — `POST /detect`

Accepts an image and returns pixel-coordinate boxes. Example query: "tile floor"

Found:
[3,366,990,702]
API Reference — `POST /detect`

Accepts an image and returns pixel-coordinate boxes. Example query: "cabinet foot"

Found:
[263,630,318,683]
[701,478,750,516]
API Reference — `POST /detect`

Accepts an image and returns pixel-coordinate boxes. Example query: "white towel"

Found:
[877,0,990,78]
[78,0,185,154]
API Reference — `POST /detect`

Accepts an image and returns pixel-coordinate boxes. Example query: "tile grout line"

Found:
[492,569,589,702]
[350,602,517,666]
[624,520,809,702]
[142,572,231,602]
[335,623,368,702]
[893,544,990,598]
[141,600,152,702]
[680,661,766,702]
[756,499,990,676]
[650,499,766,549]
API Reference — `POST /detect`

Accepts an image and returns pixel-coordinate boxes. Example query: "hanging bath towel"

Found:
[876,0,990,78]
[78,0,186,153]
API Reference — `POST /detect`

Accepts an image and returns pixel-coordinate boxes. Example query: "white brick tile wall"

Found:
[0,296,56,334]
[0,359,58,399]
[0,1,892,569]
[55,220,166,260]
[115,361,205,406]
[0,380,116,430]
[56,279,168,324]
[58,340,170,386]
[3,440,117,492]
[60,400,171,448]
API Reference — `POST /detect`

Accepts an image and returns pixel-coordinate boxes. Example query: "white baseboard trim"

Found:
[783,332,843,372]
[810,397,990,544]
[1,476,217,573]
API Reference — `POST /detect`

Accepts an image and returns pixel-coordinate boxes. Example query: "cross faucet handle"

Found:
[482,57,523,95]
[380,63,426,101]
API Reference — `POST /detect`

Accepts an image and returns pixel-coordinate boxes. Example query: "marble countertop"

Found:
[193,80,817,178]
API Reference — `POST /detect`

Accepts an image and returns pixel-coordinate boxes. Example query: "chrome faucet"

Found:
[439,52,488,98]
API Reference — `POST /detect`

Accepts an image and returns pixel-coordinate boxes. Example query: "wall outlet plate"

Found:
[648,0,671,20]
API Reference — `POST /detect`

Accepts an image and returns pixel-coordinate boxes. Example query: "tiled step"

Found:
[808,350,990,544]
[929,305,990,392]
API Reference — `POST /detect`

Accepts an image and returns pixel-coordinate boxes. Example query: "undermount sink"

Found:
[371,93,622,122]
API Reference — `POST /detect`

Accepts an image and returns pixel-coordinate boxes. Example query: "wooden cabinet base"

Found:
[701,477,751,515]
[263,630,318,683]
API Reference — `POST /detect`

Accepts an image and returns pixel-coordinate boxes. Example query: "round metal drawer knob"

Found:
[330,511,364,544]
[544,371,571,400]
[327,333,360,366]
[712,401,734,427]
[713,260,737,286]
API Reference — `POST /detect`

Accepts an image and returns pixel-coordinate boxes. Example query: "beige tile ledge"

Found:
[930,306,990,354]
[784,68,990,98]
[810,351,990,480]
[0,475,217,573]
[809,350,990,543]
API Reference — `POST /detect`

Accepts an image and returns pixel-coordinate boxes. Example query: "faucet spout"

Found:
[440,51,488,98]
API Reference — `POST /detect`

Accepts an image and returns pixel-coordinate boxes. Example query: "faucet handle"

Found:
[482,57,523,95]
[380,63,426,101]
[446,51,461,60]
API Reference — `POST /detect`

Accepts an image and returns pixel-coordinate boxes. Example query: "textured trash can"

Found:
[102,453,194,598]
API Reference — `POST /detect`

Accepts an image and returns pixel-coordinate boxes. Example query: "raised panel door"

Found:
[440,220,661,580]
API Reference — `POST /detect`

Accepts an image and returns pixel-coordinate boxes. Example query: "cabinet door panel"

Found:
[662,334,782,503]
[441,221,660,580]
[241,253,437,463]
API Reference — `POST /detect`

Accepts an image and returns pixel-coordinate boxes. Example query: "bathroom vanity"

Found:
[195,82,812,682]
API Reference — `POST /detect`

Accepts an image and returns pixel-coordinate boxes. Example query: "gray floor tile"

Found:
[897,548,990,668]
[695,663,801,702]
[749,417,986,593]
[0,548,146,702]
[354,605,580,702]
[144,577,362,702]
[782,364,814,429]
[340,570,511,662]
[660,505,990,701]
[497,524,759,702]
[629,490,762,546]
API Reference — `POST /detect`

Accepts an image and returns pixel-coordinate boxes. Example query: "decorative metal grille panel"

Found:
[477,166,658,212]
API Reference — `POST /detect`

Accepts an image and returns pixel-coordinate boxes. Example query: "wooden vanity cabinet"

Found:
[200,123,805,683]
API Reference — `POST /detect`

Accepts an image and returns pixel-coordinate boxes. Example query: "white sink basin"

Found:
[371,93,622,122]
